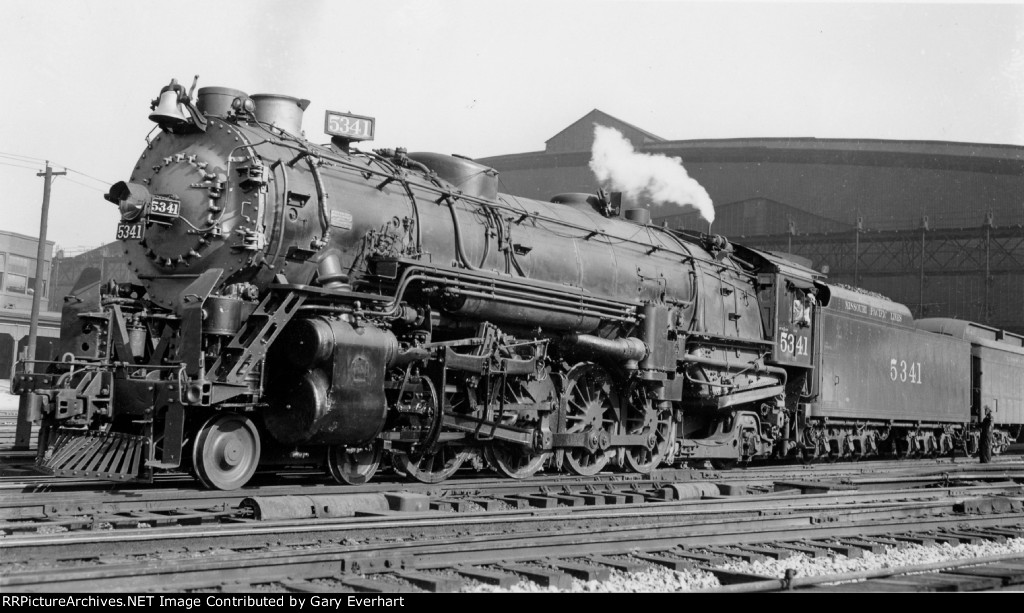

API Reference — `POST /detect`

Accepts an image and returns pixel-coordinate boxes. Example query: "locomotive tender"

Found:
[13,78,1023,489]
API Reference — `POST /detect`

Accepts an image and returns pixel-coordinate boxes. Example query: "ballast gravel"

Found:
[713,536,1024,585]
[463,536,1024,592]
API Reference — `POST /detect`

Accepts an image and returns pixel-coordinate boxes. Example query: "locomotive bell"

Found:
[149,81,188,128]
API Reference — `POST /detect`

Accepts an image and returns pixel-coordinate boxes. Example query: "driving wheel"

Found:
[622,385,673,474]
[562,362,618,476]
[393,446,474,484]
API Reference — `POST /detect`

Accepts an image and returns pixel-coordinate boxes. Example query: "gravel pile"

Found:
[462,536,1024,592]
[463,565,721,593]
[712,536,1024,585]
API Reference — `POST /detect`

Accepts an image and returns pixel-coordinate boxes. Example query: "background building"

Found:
[48,242,132,313]
[0,230,60,379]
[478,112,1024,333]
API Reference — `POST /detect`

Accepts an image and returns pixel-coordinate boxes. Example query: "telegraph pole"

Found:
[26,161,65,371]
[16,162,65,449]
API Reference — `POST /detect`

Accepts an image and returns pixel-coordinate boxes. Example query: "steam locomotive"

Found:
[13,78,1023,490]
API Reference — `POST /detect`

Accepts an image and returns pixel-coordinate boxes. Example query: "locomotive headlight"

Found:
[120,199,144,221]
[105,181,152,221]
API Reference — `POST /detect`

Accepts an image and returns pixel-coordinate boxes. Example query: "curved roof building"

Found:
[478,111,1024,332]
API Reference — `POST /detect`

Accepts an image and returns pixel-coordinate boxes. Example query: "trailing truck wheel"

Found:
[192,414,261,491]
[327,441,384,485]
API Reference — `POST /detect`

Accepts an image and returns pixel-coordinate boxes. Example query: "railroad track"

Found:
[3,453,1022,519]
[4,452,1024,593]
[3,509,1023,592]
[3,460,1024,532]
[3,476,1023,592]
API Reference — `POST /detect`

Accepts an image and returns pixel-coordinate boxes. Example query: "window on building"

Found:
[2,254,49,298]
[7,255,30,294]
[6,274,27,294]
[30,260,48,298]
[28,276,47,298]
[0,253,5,292]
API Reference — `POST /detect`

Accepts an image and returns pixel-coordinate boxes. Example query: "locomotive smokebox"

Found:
[265,318,398,446]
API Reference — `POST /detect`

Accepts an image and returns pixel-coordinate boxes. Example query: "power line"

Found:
[66,168,112,186]
[0,160,42,171]
[0,151,47,163]
[1,163,110,193]
[57,176,108,193]
[0,151,113,185]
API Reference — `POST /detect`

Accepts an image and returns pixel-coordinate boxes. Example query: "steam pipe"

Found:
[444,198,483,272]
[563,334,648,363]
[358,265,637,324]
[683,353,788,385]
[445,283,626,316]
[304,154,330,246]
[267,161,288,268]
[392,346,430,367]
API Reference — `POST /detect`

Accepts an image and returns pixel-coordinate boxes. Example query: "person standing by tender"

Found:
[979,407,994,464]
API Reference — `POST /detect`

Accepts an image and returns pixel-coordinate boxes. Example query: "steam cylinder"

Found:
[264,318,397,446]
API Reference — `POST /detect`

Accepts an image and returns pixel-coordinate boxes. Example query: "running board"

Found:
[37,428,152,481]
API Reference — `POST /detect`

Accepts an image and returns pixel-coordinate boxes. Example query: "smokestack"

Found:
[589,125,715,224]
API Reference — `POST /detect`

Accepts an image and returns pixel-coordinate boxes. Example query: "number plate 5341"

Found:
[116,223,144,240]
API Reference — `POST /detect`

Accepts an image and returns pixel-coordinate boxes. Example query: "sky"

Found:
[1,0,1022,253]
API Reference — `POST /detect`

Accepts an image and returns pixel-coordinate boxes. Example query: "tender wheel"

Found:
[965,432,979,456]
[327,441,383,485]
[898,434,918,459]
[485,442,550,479]
[192,414,260,491]
[622,386,672,474]
[802,428,827,462]
[393,446,473,484]
[562,363,618,476]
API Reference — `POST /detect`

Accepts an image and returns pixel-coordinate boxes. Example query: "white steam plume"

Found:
[589,125,715,224]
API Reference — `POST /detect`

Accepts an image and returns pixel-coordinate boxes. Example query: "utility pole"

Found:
[16,162,65,450]
[26,161,65,371]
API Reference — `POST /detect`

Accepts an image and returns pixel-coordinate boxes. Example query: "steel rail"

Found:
[2,460,1022,522]
[3,501,1022,592]
[2,483,1020,551]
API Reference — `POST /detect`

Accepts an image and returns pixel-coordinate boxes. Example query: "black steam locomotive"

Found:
[13,78,1023,489]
